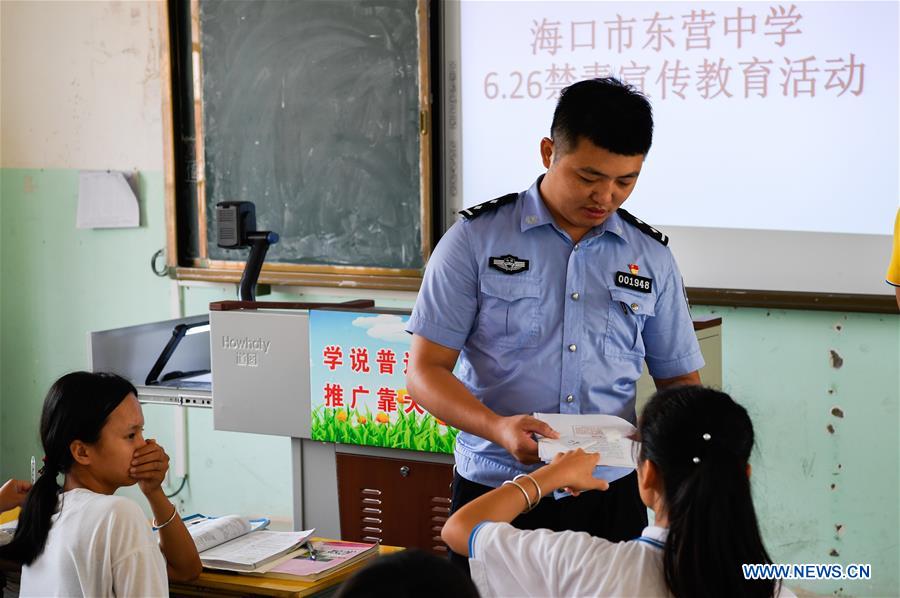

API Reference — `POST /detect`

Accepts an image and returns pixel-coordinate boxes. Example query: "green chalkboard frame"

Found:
[161,0,433,291]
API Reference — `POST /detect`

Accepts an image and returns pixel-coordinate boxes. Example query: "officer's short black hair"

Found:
[550,77,653,158]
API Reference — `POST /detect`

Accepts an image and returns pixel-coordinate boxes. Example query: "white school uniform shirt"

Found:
[469,522,797,598]
[21,488,168,597]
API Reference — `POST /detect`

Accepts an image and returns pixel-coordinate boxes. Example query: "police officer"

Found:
[406,78,703,572]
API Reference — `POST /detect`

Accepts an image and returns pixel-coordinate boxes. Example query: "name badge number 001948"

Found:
[614,271,652,293]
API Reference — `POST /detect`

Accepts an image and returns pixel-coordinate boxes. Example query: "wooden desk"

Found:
[170,543,403,598]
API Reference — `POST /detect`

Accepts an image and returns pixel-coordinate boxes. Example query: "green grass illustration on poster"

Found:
[308,310,458,454]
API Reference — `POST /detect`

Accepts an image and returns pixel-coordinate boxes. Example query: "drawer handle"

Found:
[362,488,382,496]
[363,526,383,533]
[363,517,382,524]
[363,507,382,514]
[363,536,382,543]
[400,466,410,477]
[362,498,382,505]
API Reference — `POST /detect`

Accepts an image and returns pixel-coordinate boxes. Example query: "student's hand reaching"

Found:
[545,449,609,496]
[131,439,171,496]
[0,478,32,512]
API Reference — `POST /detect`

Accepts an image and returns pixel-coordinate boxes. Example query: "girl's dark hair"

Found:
[335,548,480,598]
[639,385,777,598]
[0,371,136,565]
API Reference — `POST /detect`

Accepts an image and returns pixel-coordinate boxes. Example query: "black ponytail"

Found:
[0,372,136,564]
[639,386,777,598]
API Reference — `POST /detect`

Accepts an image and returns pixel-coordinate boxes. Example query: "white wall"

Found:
[1,0,162,171]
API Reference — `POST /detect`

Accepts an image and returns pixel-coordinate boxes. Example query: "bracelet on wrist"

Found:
[513,473,543,505]
[152,504,178,531]
[502,479,535,512]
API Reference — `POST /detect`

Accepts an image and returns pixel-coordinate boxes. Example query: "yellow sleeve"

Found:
[887,208,900,286]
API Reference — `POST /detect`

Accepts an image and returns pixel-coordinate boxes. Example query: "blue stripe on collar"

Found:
[636,536,666,550]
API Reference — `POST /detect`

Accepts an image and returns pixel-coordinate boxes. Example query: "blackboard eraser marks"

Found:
[77,170,139,229]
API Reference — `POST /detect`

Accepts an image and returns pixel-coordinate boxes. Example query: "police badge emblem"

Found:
[489,255,529,274]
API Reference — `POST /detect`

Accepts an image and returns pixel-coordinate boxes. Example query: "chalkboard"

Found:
[172,0,431,279]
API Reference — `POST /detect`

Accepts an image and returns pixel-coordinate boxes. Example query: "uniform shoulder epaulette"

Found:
[617,208,669,246]
[458,193,519,220]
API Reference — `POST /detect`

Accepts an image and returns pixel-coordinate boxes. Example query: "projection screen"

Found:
[439,1,898,307]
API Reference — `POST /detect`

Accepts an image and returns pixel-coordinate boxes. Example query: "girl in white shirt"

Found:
[442,385,793,598]
[0,371,202,596]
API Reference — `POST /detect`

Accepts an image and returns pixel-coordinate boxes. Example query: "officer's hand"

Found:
[495,415,559,465]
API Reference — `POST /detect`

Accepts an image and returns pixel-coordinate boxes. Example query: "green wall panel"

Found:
[1,168,171,480]
[692,306,899,596]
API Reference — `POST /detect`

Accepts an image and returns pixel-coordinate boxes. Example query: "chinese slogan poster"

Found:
[309,310,458,454]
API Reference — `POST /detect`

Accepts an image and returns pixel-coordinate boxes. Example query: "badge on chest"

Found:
[489,255,529,274]
[614,269,652,293]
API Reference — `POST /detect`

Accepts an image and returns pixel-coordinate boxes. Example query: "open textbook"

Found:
[184,514,314,572]
[534,413,638,468]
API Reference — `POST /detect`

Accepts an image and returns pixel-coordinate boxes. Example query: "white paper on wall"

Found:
[77,170,140,229]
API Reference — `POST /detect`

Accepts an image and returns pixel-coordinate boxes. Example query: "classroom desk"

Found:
[0,508,19,525]
[0,540,401,598]
[171,541,402,598]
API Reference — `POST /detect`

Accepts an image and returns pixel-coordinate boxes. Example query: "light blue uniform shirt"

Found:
[407,177,704,488]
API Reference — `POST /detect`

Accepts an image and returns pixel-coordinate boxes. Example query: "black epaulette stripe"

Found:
[617,208,669,246]
[458,193,519,220]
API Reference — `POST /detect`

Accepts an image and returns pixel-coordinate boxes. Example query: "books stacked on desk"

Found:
[257,539,380,582]
[184,514,314,573]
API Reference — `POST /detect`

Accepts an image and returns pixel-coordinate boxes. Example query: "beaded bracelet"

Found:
[514,473,543,505]
[501,479,534,512]
[152,505,178,531]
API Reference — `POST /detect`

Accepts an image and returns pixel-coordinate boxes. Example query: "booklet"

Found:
[0,518,17,547]
[184,514,315,573]
[534,413,638,468]
[258,539,379,582]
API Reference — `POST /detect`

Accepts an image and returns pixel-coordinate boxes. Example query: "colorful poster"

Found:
[309,310,458,454]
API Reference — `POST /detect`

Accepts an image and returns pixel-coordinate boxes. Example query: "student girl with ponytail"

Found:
[0,371,201,596]
[442,385,795,598]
